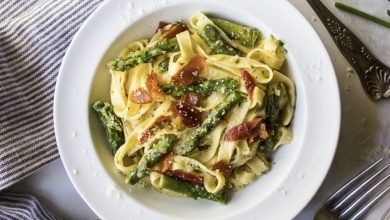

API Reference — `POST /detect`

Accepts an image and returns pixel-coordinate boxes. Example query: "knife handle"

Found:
[307,0,390,101]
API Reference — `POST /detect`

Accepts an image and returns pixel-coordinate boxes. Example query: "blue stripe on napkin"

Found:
[0,0,102,190]
[0,193,58,220]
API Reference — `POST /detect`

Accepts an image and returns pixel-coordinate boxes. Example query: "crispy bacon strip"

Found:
[161,154,173,172]
[161,156,202,185]
[224,118,261,141]
[138,116,169,144]
[139,130,152,145]
[212,161,232,180]
[129,88,152,104]
[146,72,165,102]
[160,22,188,39]
[170,170,203,185]
[155,115,169,124]
[171,55,206,87]
[169,101,179,118]
[224,124,250,141]
[183,93,199,106]
[156,21,169,32]
[240,69,256,98]
[175,102,201,128]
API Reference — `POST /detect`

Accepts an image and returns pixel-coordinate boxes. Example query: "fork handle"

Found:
[307,0,390,101]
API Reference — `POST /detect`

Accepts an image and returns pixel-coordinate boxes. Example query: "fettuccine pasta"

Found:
[92,13,295,204]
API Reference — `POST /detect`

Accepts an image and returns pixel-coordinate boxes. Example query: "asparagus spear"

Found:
[127,134,177,184]
[266,93,280,131]
[259,85,283,160]
[259,135,275,160]
[108,38,180,71]
[92,101,125,155]
[159,174,228,204]
[209,17,260,47]
[162,79,238,96]
[259,129,282,160]
[158,57,170,73]
[173,92,241,155]
[198,24,237,56]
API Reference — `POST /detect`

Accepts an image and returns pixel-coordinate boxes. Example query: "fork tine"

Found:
[339,174,390,218]
[349,183,390,220]
[331,163,390,211]
[326,158,383,204]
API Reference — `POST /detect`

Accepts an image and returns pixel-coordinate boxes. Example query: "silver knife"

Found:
[307,0,390,101]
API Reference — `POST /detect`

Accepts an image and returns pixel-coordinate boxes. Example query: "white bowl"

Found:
[54,0,341,219]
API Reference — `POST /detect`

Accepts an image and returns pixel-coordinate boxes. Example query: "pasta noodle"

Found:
[93,12,296,204]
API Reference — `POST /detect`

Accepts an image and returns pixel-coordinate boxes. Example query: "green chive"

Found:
[335,2,390,29]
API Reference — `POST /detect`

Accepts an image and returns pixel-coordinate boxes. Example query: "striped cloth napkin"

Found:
[0,0,103,218]
[0,193,57,220]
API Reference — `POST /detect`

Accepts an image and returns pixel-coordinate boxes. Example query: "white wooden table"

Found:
[7,0,390,219]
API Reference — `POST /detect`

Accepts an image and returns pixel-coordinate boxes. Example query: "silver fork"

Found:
[315,158,390,220]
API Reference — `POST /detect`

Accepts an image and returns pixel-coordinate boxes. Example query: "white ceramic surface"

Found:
[54,0,340,219]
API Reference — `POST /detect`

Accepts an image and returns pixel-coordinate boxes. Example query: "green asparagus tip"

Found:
[160,175,228,204]
[127,134,177,185]
[158,57,170,73]
[198,24,237,56]
[335,2,390,29]
[126,170,140,185]
[162,79,238,96]
[92,101,125,155]
[107,60,116,69]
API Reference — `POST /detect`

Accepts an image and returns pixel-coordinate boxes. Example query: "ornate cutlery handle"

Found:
[307,0,390,101]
